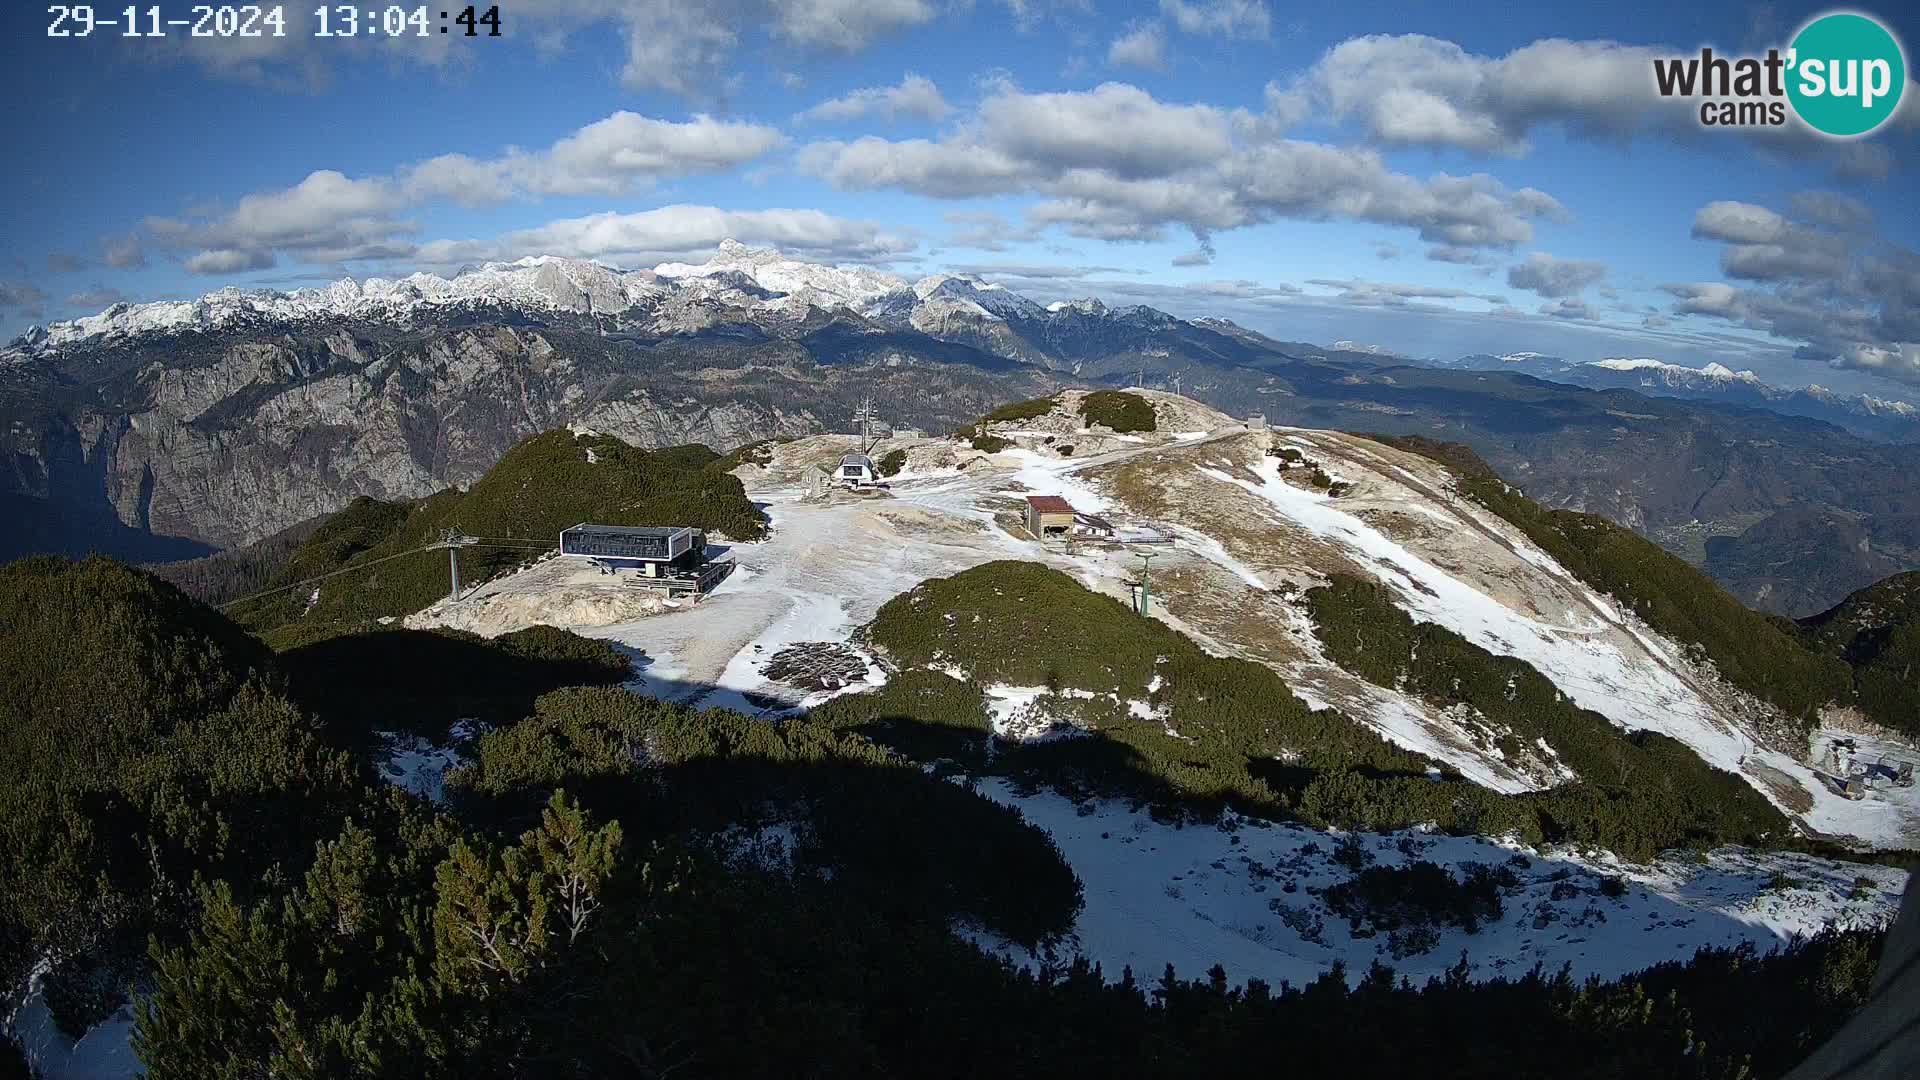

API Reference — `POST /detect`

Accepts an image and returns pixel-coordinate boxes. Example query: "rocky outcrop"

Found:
[5,319,1054,555]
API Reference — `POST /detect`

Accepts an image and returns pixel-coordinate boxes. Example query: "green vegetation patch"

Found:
[1,555,1900,1077]
[1364,434,1850,729]
[849,561,1802,859]
[969,433,1013,454]
[849,561,1436,811]
[1797,571,1920,739]
[449,686,1083,948]
[984,396,1060,423]
[230,430,767,641]
[709,436,789,472]
[1077,390,1157,433]
[280,624,632,743]
[1323,860,1513,937]
[878,449,909,478]
[0,557,358,1037]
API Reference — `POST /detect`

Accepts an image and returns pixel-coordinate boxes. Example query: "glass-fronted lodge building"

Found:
[558,524,707,574]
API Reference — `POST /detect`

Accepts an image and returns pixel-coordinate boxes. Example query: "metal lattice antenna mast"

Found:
[854,395,880,450]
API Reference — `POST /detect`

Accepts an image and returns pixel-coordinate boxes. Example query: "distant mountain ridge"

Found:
[1426,352,1920,442]
[9,241,1242,378]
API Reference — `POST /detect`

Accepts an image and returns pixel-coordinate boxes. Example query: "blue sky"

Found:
[2,0,1916,395]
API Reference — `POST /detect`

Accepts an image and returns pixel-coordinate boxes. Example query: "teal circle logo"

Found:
[1787,12,1907,137]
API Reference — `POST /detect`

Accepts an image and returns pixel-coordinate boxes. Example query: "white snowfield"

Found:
[968,781,1907,992]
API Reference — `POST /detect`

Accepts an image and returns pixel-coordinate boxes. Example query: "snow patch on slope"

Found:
[970,781,1907,990]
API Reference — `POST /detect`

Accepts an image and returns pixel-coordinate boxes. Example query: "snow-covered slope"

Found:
[969,782,1904,991]
[655,238,907,314]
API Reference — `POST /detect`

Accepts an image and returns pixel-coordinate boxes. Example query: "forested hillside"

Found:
[0,554,1900,1078]
[1798,571,1920,740]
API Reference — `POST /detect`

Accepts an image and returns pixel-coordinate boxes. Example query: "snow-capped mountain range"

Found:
[31,239,1912,437]
[5,240,1097,355]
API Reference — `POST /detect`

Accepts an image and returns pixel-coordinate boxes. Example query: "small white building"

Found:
[839,452,877,487]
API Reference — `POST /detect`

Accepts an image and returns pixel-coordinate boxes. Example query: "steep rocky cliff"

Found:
[4,317,1054,555]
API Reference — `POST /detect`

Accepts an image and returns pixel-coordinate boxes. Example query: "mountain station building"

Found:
[1025,495,1077,538]
[840,453,877,487]
[557,523,732,596]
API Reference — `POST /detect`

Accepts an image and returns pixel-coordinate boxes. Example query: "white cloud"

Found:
[515,112,785,194]
[1507,252,1608,299]
[1665,197,1920,382]
[1690,201,1850,282]
[978,82,1234,177]
[65,287,127,309]
[153,113,786,271]
[185,249,277,274]
[402,112,783,203]
[1108,23,1168,71]
[799,80,1563,254]
[1159,0,1269,39]
[1691,200,1788,245]
[1271,34,1673,155]
[104,235,147,270]
[1788,191,1874,231]
[0,283,49,313]
[1540,297,1597,319]
[416,205,917,266]
[1306,277,1508,308]
[773,0,936,49]
[1271,31,1913,175]
[799,74,953,123]
[144,1,954,99]
[942,210,1026,252]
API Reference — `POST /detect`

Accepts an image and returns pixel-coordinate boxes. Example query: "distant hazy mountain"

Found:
[1423,353,1920,442]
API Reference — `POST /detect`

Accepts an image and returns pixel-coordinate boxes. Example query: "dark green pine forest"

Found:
[0,426,1913,1078]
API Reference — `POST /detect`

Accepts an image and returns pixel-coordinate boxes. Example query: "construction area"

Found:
[1820,735,1918,801]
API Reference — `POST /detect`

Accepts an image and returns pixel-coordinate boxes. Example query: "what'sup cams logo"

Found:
[1653,11,1907,136]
